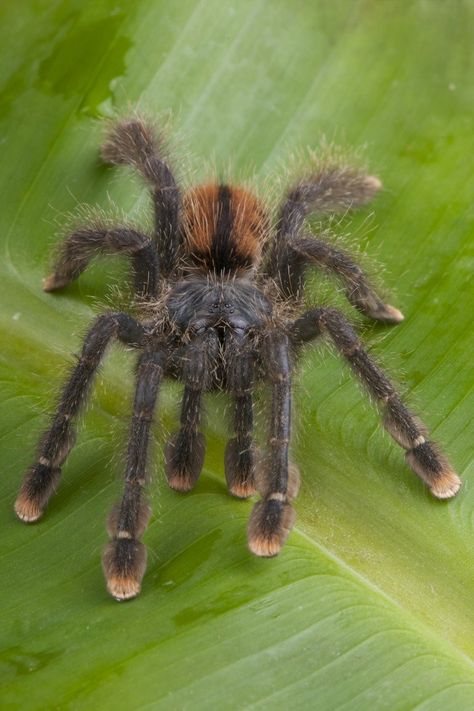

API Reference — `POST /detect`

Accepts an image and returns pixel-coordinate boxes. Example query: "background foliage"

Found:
[1,1,474,708]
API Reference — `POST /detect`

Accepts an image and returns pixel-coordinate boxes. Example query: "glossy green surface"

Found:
[1,1,474,708]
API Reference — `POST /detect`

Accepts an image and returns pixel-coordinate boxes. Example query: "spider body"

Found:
[181,183,266,271]
[15,116,461,601]
[166,274,272,338]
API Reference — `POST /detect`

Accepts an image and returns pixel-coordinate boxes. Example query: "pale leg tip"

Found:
[368,302,404,324]
[102,539,147,601]
[167,474,196,493]
[247,500,295,558]
[248,535,283,558]
[43,274,69,292]
[365,175,383,192]
[430,472,462,500]
[229,481,257,499]
[14,496,43,523]
[384,304,405,323]
[106,577,141,601]
[42,275,57,292]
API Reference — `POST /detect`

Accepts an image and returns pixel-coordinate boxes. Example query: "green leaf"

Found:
[2,1,474,708]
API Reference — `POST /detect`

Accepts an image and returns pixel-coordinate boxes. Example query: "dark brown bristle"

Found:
[165,432,205,492]
[182,183,267,271]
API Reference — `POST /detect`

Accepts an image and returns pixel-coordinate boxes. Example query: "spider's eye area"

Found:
[182,183,268,273]
[209,300,234,314]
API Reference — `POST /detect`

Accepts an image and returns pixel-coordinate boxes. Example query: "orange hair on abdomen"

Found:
[181,183,268,271]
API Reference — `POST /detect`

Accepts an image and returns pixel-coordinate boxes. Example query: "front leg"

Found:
[15,312,146,523]
[165,331,218,492]
[103,349,165,600]
[247,333,300,557]
[224,331,257,498]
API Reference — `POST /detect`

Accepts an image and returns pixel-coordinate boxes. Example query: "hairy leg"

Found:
[290,308,461,498]
[248,332,300,557]
[224,331,257,498]
[101,116,181,276]
[103,350,165,601]
[15,312,146,522]
[266,163,381,284]
[165,331,219,492]
[44,225,159,298]
[276,236,403,323]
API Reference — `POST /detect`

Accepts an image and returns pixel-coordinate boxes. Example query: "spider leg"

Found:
[102,349,165,601]
[15,312,146,523]
[290,308,461,498]
[43,225,160,298]
[101,116,181,276]
[247,332,299,557]
[164,331,219,492]
[224,331,257,498]
[265,164,401,323]
[275,236,404,324]
[266,163,380,281]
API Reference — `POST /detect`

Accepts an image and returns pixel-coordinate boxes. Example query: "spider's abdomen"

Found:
[181,183,268,272]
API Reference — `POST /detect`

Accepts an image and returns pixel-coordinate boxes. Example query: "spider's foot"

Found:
[165,431,205,492]
[228,479,256,499]
[14,464,61,522]
[43,274,70,292]
[15,494,43,522]
[430,471,462,499]
[102,539,147,601]
[364,175,383,193]
[247,497,296,557]
[225,439,257,498]
[405,441,462,499]
[370,302,405,324]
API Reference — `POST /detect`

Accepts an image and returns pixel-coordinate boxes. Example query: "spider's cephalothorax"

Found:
[15,116,461,600]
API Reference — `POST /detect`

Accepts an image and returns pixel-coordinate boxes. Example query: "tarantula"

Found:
[15,116,461,600]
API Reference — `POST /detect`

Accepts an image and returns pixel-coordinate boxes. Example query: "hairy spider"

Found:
[15,116,461,601]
